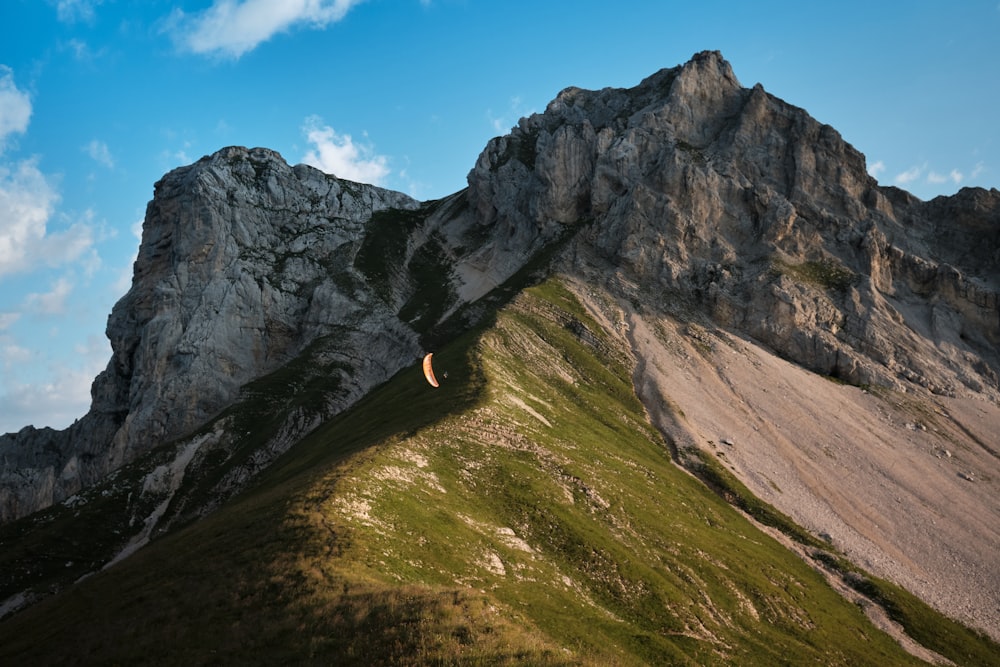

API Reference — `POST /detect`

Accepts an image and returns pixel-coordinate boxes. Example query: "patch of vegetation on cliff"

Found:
[812,551,1000,667]
[686,447,827,549]
[354,201,438,304]
[398,233,458,335]
[772,257,857,292]
[354,200,461,331]
[0,446,178,614]
[495,125,540,171]
[688,447,1000,666]
[675,139,708,166]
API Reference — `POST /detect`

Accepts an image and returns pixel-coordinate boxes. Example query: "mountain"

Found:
[1,51,998,664]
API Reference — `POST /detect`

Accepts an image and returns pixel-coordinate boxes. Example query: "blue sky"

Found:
[1,0,997,433]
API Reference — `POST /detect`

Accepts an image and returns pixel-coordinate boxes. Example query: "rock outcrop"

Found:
[467,51,999,401]
[2,51,997,533]
[1,148,426,521]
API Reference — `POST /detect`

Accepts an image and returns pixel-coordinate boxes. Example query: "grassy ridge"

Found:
[0,276,982,664]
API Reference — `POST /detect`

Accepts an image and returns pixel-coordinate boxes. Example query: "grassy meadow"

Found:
[0,277,996,665]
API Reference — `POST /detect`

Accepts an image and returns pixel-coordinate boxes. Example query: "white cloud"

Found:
[169,0,366,59]
[867,160,885,178]
[0,361,98,431]
[0,158,95,276]
[159,136,194,169]
[488,108,509,133]
[0,331,109,432]
[0,159,60,272]
[487,95,533,134]
[0,342,32,369]
[0,68,32,151]
[894,165,922,186]
[66,38,89,59]
[24,277,74,316]
[84,139,114,168]
[301,116,390,184]
[0,312,20,331]
[927,169,963,186]
[0,72,93,277]
[53,0,103,23]
[61,38,107,63]
[972,161,985,178]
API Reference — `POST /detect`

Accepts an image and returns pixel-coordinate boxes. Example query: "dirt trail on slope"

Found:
[576,285,1000,643]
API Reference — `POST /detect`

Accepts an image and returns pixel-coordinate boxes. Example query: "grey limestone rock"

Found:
[467,50,998,397]
[1,147,425,522]
[2,51,997,525]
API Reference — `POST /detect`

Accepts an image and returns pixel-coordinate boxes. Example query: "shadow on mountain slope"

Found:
[5,277,996,665]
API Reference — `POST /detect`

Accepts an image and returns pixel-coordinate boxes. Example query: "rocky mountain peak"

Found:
[1,147,425,521]
[99,146,421,462]
[469,49,998,398]
[2,52,997,532]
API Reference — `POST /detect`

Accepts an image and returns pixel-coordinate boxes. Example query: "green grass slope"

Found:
[0,277,987,665]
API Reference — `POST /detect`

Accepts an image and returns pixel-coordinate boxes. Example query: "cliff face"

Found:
[99,148,424,464]
[467,51,999,399]
[0,149,427,521]
[1,51,997,529]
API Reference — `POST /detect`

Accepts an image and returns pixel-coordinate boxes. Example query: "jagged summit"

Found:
[1,52,998,651]
[468,49,998,394]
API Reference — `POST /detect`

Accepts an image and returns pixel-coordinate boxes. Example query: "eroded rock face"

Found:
[2,51,997,525]
[0,148,426,521]
[100,148,424,465]
[467,50,999,399]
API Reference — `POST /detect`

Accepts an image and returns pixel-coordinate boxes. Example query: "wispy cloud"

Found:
[0,341,32,370]
[0,158,60,273]
[0,336,108,431]
[0,67,32,151]
[52,0,103,23]
[167,0,366,59]
[24,277,74,316]
[487,95,533,134]
[84,139,114,168]
[894,165,923,186]
[0,158,96,277]
[62,38,106,63]
[895,162,973,192]
[301,116,390,185]
[0,70,96,277]
[927,169,963,186]
[0,312,20,331]
[867,160,885,179]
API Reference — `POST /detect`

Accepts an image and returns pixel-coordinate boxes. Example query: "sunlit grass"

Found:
[1,276,996,665]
